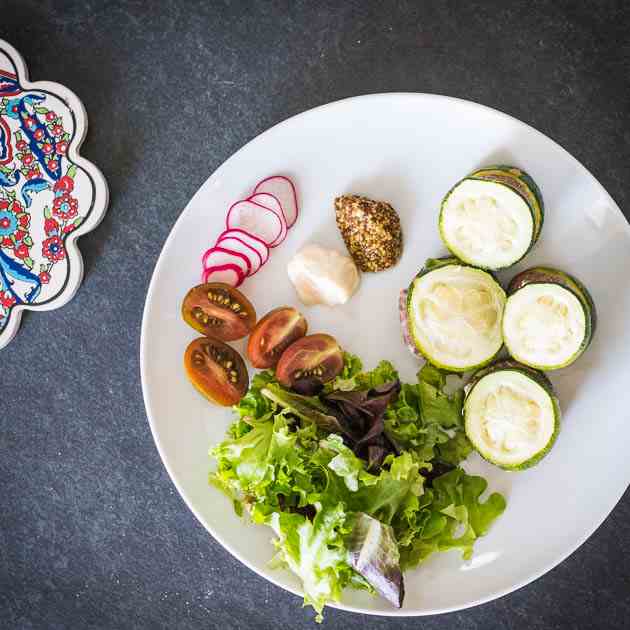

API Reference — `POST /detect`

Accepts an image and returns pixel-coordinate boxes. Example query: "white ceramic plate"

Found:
[141,94,630,617]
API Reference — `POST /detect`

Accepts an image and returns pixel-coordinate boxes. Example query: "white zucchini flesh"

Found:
[503,283,586,369]
[440,179,534,269]
[407,265,505,371]
[465,370,556,468]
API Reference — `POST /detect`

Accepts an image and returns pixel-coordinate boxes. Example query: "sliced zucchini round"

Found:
[503,267,596,370]
[439,165,543,270]
[469,165,545,242]
[464,360,560,470]
[405,258,506,372]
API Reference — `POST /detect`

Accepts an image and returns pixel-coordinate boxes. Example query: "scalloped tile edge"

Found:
[0,39,109,349]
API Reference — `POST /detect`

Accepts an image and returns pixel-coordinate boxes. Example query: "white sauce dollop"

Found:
[288,244,360,306]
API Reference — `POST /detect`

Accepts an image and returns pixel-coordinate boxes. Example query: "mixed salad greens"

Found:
[210,353,506,621]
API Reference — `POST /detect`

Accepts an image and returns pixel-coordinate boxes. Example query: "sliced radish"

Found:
[218,228,270,265]
[253,175,299,228]
[202,246,251,278]
[202,263,244,286]
[217,235,262,275]
[226,199,283,246]
[249,192,287,247]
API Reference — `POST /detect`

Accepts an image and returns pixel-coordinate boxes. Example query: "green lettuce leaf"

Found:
[435,431,473,466]
[416,364,463,429]
[384,364,465,462]
[211,411,317,517]
[210,418,274,499]
[325,354,399,393]
[324,352,364,392]
[320,434,377,491]
[398,468,506,570]
[350,451,424,526]
[231,370,277,435]
[269,503,355,622]
[318,441,424,527]
[359,360,399,389]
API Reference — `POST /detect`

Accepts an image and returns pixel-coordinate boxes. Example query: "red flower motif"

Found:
[52,124,64,136]
[14,243,29,259]
[34,128,45,141]
[46,111,57,122]
[15,140,27,151]
[42,143,54,155]
[26,169,41,180]
[63,224,76,234]
[10,201,23,214]
[22,153,34,165]
[14,230,25,241]
[39,271,51,284]
[1,237,12,248]
[53,175,74,194]
[24,117,36,128]
[53,194,79,220]
[18,214,30,228]
[47,159,59,172]
[42,236,65,262]
[0,291,16,309]
[55,140,68,155]
[0,200,8,210]
[44,217,59,234]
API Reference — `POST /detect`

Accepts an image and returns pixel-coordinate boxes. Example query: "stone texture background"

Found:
[1,1,628,628]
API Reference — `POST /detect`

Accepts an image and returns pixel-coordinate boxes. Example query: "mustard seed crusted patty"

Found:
[334,194,403,272]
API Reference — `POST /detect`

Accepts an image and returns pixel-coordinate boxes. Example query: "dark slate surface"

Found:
[1,1,629,628]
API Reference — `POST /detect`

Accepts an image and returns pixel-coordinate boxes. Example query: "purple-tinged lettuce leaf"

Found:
[261,384,359,441]
[347,512,404,608]
[324,380,401,452]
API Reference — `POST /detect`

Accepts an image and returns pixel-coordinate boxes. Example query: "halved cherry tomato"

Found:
[276,334,343,393]
[247,306,308,368]
[182,283,256,341]
[184,337,248,406]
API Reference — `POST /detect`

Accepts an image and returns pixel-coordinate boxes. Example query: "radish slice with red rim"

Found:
[218,228,270,265]
[226,199,283,246]
[253,175,299,228]
[202,263,244,287]
[217,235,262,275]
[248,192,287,247]
[202,246,251,278]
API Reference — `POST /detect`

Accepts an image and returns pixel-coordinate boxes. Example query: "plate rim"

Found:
[140,92,630,617]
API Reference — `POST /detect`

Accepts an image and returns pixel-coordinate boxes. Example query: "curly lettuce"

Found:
[209,353,505,622]
[397,469,506,569]
[325,354,399,393]
[384,363,471,463]
[269,503,359,621]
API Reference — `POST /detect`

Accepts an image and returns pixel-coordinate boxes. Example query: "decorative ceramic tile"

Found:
[0,39,108,348]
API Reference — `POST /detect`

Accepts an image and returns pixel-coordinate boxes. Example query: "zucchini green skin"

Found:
[418,255,461,273]
[405,258,505,372]
[439,165,544,270]
[464,359,561,471]
[504,266,596,369]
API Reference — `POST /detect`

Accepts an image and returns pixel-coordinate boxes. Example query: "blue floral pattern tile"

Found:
[0,40,108,348]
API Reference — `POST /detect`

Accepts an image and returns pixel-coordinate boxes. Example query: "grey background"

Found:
[1,1,629,628]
